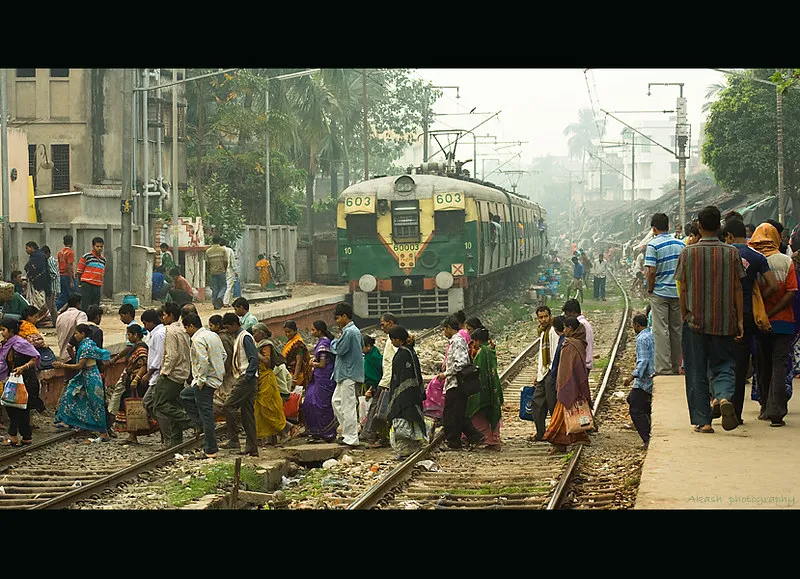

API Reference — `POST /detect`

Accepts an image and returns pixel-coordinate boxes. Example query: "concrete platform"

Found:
[635,375,799,509]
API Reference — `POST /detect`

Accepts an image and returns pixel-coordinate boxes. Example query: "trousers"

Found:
[593,276,606,299]
[79,282,102,309]
[223,376,258,453]
[627,388,652,444]
[650,294,682,374]
[531,369,556,439]
[732,312,757,421]
[443,387,484,448]
[754,331,792,423]
[56,275,78,310]
[153,375,192,446]
[682,323,736,426]
[180,384,218,455]
[209,274,226,309]
[332,378,359,446]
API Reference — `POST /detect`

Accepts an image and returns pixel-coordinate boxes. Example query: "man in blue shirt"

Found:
[570,256,584,302]
[624,313,655,448]
[331,301,364,448]
[723,218,777,424]
[152,266,169,302]
[644,213,685,375]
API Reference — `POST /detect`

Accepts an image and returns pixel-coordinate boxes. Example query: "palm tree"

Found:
[701,82,726,113]
[563,108,604,181]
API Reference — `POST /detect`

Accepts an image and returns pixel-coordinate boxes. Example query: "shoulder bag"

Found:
[519,385,535,421]
[456,363,481,396]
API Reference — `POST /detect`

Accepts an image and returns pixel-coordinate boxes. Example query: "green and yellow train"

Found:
[337,163,548,322]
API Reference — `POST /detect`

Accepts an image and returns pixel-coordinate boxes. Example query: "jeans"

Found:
[153,375,192,446]
[180,384,218,455]
[651,294,682,374]
[754,331,792,422]
[210,274,227,309]
[56,275,77,310]
[732,312,757,421]
[682,323,736,426]
[79,282,102,308]
[332,378,359,446]
[593,276,606,299]
[627,388,652,444]
[531,370,556,439]
[6,406,31,440]
[224,376,258,453]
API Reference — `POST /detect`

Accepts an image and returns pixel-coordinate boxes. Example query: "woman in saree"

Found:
[0,318,41,446]
[250,323,288,444]
[543,317,592,453]
[282,321,312,388]
[115,324,158,444]
[301,320,338,442]
[18,306,47,413]
[52,323,112,441]
[465,327,504,450]
[387,325,427,459]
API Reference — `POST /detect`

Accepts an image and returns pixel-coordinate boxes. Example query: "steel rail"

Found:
[546,269,630,510]
[0,430,80,472]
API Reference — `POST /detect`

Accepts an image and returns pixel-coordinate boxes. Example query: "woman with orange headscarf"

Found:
[749,223,797,426]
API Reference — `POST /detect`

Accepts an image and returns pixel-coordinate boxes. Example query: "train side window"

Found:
[346,214,377,239]
[434,210,465,235]
[392,200,420,241]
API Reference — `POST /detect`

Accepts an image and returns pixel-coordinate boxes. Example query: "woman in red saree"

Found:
[543,317,592,453]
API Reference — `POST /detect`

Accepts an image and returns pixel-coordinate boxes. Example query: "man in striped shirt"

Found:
[645,213,685,375]
[76,237,105,308]
[674,205,745,433]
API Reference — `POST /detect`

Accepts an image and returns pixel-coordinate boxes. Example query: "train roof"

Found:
[339,173,543,213]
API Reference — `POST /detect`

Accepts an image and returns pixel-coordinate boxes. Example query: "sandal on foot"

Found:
[694,425,714,433]
[0,438,20,447]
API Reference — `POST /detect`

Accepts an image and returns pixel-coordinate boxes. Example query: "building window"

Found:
[16,69,35,78]
[49,69,69,78]
[638,163,651,180]
[51,144,70,192]
[392,200,420,241]
[639,136,651,153]
[28,145,37,191]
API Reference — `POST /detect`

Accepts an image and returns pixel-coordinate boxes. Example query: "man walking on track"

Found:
[331,302,364,448]
[675,205,745,434]
[530,305,559,442]
[645,212,685,375]
[205,236,228,310]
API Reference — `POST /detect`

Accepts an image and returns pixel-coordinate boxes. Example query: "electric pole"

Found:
[362,69,369,180]
[777,87,785,223]
[422,84,429,162]
[631,133,636,242]
[120,68,133,294]
[1,69,9,278]
[171,68,179,272]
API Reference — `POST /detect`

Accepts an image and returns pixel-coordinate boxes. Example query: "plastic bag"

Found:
[1,373,28,409]
[358,395,370,426]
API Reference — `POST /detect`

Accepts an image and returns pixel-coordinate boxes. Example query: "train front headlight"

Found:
[435,271,454,290]
[358,274,377,292]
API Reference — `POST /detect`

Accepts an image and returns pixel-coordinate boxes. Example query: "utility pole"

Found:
[422,84,429,162]
[362,69,369,180]
[265,80,271,261]
[1,69,9,278]
[171,68,180,272]
[119,69,133,295]
[777,87,785,223]
[631,133,636,242]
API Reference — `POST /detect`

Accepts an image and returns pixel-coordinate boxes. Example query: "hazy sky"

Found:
[413,68,729,166]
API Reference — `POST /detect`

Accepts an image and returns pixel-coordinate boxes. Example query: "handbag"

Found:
[283,390,302,423]
[37,346,56,370]
[274,364,293,397]
[124,396,149,432]
[519,385,535,421]
[752,282,772,333]
[564,398,594,434]
[456,363,481,396]
[1,373,29,409]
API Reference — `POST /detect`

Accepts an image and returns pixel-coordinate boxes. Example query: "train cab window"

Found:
[392,200,420,241]
[434,210,465,235]
[346,214,377,239]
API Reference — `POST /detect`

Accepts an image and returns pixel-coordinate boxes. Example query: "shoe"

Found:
[237,449,259,457]
[203,452,218,459]
[719,399,738,431]
[710,400,722,419]
[222,441,240,450]
[758,410,770,421]
[693,425,714,434]
[770,420,786,427]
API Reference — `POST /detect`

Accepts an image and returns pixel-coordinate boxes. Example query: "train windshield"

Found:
[392,200,420,241]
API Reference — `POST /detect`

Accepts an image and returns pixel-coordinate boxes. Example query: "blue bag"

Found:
[519,385,535,421]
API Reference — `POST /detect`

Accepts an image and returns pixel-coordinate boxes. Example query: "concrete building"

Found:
[0,126,36,222]
[619,117,683,201]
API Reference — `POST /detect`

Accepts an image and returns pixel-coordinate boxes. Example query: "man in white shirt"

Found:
[140,308,167,438]
[531,306,560,441]
[222,238,238,307]
[361,312,397,448]
[593,253,608,301]
[437,316,484,450]
[563,298,594,373]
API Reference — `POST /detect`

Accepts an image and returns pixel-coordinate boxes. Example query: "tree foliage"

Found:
[702,68,800,200]
[183,173,246,245]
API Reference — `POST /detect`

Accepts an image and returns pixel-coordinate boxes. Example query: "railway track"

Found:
[347,270,630,510]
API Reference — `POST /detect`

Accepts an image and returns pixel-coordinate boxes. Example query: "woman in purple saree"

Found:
[301,320,338,441]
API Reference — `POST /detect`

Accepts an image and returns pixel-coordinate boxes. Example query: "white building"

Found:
[620,117,683,201]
